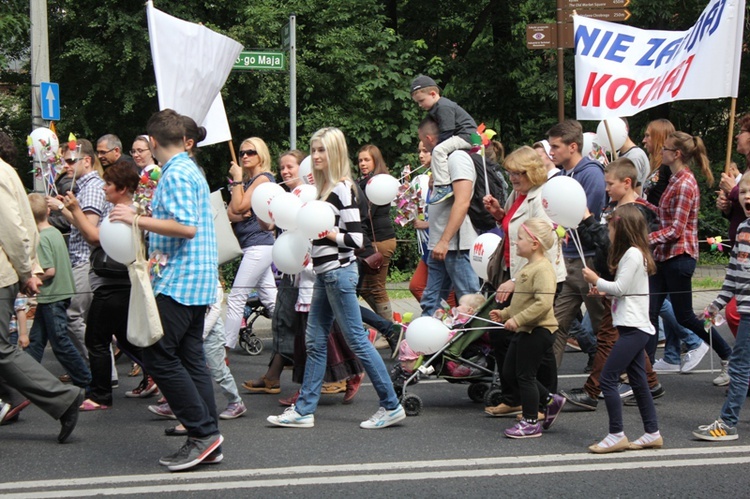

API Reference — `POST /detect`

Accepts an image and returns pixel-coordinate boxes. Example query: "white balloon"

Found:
[98,218,136,265]
[541,176,587,228]
[469,233,502,281]
[291,184,317,203]
[272,231,312,274]
[581,132,596,158]
[251,182,285,224]
[29,127,59,163]
[268,192,303,230]
[296,200,336,240]
[596,118,628,153]
[299,156,315,185]
[404,316,452,355]
[365,174,400,205]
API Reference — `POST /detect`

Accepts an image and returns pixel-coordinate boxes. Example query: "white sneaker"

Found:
[713,360,730,386]
[267,405,314,428]
[653,358,680,373]
[681,342,709,373]
[360,405,406,429]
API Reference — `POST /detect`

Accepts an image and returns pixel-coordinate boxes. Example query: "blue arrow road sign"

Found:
[40,82,60,121]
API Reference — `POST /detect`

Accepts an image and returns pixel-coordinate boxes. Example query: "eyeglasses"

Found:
[64,158,80,166]
[239,149,258,157]
[507,170,527,178]
[130,148,150,155]
[97,147,115,156]
[661,147,678,152]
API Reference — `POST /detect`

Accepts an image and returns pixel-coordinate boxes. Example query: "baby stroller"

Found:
[237,290,267,356]
[395,295,504,416]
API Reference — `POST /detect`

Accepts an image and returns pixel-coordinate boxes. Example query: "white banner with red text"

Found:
[574,0,745,120]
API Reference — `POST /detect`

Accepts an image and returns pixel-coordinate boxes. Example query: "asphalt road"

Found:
[3,287,750,498]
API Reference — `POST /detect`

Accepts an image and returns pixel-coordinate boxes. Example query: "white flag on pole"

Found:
[146,1,242,139]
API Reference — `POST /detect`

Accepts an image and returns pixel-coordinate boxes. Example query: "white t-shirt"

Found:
[621,146,650,188]
[428,151,477,251]
[596,246,655,334]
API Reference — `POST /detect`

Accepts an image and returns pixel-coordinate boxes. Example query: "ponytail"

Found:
[669,131,714,187]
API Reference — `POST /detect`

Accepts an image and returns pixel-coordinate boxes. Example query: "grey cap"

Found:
[410,75,440,94]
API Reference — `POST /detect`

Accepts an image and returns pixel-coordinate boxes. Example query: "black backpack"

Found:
[468,153,508,232]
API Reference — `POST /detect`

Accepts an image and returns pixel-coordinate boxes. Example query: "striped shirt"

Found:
[648,167,699,262]
[713,219,750,315]
[69,171,107,267]
[149,152,218,306]
[311,180,363,274]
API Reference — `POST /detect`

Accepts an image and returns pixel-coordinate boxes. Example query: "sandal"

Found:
[79,399,110,411]
[321,380,346,395]
[128,363,142,377]
[164,425,188,436]
[242,375,281,394]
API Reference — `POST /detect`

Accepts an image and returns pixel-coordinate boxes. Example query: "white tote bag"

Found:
[127,215,164,348]
[210,190,243,265]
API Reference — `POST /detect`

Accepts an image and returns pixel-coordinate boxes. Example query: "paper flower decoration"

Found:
[706,236,729,252]
[68,133,77,151]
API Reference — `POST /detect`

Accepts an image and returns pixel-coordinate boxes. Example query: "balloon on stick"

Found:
[596,118,627,154]
[251,182,285,224]
[299,156,315,185]
[404,316,451,355]
[469,233,502,281]
[541,175,587,228]
[268,192,303,230]
[365,174,400,205]
[296,200,336,240]
[99,218,136,265]
[272,231,312,274]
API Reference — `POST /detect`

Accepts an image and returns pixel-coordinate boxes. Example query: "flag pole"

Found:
[228,140,237,165]
[725,98,737,174]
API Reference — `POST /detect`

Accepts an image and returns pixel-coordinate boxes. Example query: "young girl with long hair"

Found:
[489,218,566,439]
[583,204,661,452]
[267,127,404,429]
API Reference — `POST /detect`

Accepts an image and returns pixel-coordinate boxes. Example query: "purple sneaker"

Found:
[542,394,566,430]
[504,420,542,439]
[148,402,176,420]
[219,401,247,420]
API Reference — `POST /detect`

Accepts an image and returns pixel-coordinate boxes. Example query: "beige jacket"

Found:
[0,159,40,288]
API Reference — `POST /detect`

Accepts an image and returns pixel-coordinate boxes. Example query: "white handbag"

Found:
[210,190,243,265]
[126,215,164,348]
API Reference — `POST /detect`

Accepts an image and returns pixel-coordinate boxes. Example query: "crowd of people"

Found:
[1,73,750,471]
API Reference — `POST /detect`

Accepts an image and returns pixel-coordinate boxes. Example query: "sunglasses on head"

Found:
[239,149,258,157]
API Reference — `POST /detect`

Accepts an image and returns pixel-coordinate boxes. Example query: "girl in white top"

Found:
[582,204,661,453]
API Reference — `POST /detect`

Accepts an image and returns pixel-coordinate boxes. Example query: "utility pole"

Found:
[30,0,50,131]
[289,14,297,150]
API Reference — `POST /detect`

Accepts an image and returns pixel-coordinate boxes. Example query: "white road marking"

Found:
[3,445,750,497]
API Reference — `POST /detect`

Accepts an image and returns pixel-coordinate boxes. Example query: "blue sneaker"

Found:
[360,405,406,429]
[267,405,314,428]
[427,185,453,205]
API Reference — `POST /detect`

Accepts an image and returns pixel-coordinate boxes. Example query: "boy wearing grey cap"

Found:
[410,75,478,204]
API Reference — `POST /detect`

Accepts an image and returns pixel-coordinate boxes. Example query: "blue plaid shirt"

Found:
[69,171,107,268]
[149,152,217,306]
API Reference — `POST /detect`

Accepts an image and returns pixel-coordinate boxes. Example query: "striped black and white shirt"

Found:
[312,180,364,274]
[714,218,750,315]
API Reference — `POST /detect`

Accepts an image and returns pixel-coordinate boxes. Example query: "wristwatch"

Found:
[58,203,64,210]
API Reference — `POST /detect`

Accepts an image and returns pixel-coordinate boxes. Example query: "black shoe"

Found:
[58,389,84,443]
[560,388,598,411]
[623,383,666,406]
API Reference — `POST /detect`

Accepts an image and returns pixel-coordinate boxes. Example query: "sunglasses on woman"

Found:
[239,149,258,157]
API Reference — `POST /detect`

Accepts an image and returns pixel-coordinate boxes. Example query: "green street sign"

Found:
[233,51,286,71]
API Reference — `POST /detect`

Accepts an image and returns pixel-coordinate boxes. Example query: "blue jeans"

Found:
[720,314,750,426]
[295,264,399,416]
[661,298,703,365]
[648,255,731,361]
[204,316,242,405]
[27,299,91,388]
[420,250,480,316]
[361,306,393,338]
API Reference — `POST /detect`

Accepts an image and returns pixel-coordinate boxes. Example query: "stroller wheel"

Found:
[238,328,264,356]
[402,393,423,417]
[468,382,489,403]
[484,387,503,407]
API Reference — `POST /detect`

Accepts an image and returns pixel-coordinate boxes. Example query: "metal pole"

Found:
[556,0,565,122]
[30,0,50,192]
[289,14,297,150]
